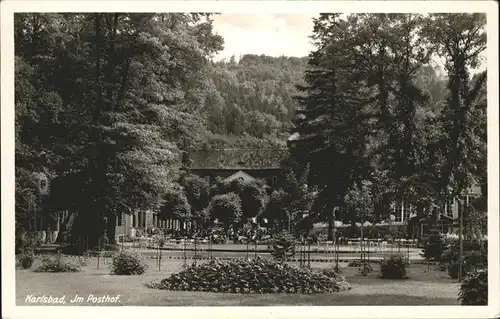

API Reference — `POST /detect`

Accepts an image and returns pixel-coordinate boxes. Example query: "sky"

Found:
[212,13,317,61]
[211,13,486,74]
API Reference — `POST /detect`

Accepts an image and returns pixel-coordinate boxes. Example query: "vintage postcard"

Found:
[1,1,499,319]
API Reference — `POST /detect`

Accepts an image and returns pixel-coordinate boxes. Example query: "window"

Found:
[132,213,137,227]
[402,202,411,222]
[117,214,122,226]
[390,201,412,223]
[271,176,278,185]
[467,195,477,204]
[392,201,403,222]
[204,176,210,183]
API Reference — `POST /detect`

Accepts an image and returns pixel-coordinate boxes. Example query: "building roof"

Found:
[189,148,288,169]
[223,171,256,183]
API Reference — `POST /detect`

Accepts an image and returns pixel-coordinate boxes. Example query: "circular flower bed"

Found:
[150,257,350,294]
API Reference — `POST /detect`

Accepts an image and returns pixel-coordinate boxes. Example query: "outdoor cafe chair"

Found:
[200,238,209,250]
[373,241,380,252]
[347,240,354,252]
[378,241,388,252]
[316,240,322,252]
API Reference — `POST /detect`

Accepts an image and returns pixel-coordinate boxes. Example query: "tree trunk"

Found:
[106,215,117,244]
[70,212,103,249]
[55,212,74,243]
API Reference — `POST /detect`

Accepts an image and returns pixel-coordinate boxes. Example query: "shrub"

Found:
[447,260,459,279]
[151,257,350,294]
[380,254,409,279]
[34,254,82,272]
[207,193,242,231]
[346,259,374,275]
[421,233,446,262]
[109,250,147,275]
[347,259,364,267]
[443,239,487,279]
[357,263,374,276]
[269,231,296,261]
[442,239,486,264]
[16,231,43,255]
[447,250,487,279]
[458,269,488,305]
[19,251,35,269]
[319,267,351,291]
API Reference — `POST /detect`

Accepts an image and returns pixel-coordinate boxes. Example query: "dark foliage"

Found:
[33,254,85,272]
[459,270,488,305]
[421,233,446,262]
[19,251,36,269]
[269,231,296,261]
[379,254,409,279]
[442,239,487,279]
[16,231,43,255]
[109,250,148,275]
[151,257,351,294]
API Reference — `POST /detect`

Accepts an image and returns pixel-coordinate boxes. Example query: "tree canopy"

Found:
[288,13,486,239]
[15,13,487,245]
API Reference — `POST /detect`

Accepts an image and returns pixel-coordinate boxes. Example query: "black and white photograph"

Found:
[1,1,499,318]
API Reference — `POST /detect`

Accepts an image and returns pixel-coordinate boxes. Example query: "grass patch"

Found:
[16,253,459,306]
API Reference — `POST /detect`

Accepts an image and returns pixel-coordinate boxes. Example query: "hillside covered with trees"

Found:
[200,54,308,149]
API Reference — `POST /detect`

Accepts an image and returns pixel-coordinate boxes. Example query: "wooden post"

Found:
[407,240,410,263]
[159,246,162,271]
[156,242,159,266]
[333,208,339,268]
[360,221,364,262]
[194,236,198,265]
[246,233,250,258]
[97,237,100,269]
[209,235,212,259]
[335,236,339,272]
[254,236,257,259]
[287,212,291,234]
[183,237,187,266]
[458,200,464,282]
[307,240,311,268]
[78,237,81,256]
[367,239,370,263]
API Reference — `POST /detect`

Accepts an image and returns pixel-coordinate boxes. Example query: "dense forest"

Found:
[201,53,450,149]
[14,13,487,246]
[201,54,308,149]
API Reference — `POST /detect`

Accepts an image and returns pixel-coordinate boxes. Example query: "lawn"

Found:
[16,257,460,306]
